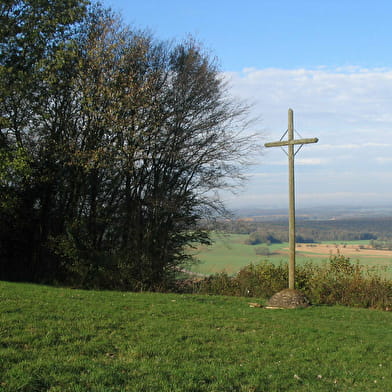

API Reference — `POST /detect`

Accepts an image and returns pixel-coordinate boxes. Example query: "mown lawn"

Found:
[1,281,392,391]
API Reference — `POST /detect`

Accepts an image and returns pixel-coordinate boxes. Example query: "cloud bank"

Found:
[222,67,392,208]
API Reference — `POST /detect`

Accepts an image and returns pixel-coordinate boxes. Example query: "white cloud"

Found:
[296,158,327,165]
[225,67,392,138]
[317,143,392,150]
[263,157,327,166]
[375,157,392,163]
[222,67,392,208]
[245,172,272,178]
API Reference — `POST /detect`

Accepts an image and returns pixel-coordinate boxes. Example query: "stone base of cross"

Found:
[264,109,318,290]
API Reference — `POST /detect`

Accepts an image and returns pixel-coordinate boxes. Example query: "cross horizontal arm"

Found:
[264,137,318,148]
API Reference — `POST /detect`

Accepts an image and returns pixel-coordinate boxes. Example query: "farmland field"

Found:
[190,233,392,275]
[1,281,392,391]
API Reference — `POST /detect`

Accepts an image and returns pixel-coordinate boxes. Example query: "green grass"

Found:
[1,281,392,391]
[191,234,261,274]
[191,234,392,275]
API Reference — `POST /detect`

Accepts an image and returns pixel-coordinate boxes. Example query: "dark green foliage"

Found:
[295,234,316,243]
[217,217,388,242]
[370,239,392,250]
[245,230,282,245]
[0,0,89,283]
[187,256,392,310]
[254,245,271,256]
[0,2,254,289]
[303,256,392,308]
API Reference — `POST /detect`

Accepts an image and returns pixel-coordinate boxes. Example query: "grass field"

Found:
[1,281,392,391]
[190,234,392,276]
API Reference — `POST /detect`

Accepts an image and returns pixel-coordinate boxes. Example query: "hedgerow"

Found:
[178,256,392,310]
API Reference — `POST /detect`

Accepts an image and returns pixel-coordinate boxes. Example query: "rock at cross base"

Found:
[266,288,310,309]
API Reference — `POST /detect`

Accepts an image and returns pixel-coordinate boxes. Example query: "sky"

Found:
[102,0,392,209]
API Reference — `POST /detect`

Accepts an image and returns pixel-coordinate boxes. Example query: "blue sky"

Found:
[102,0,392,209]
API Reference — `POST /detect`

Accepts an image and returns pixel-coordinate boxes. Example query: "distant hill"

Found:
[232,205,392,221]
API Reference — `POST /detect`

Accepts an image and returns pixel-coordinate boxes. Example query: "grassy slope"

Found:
[1,281,392,392]
[191,234,392,275]
[191,234,261,274]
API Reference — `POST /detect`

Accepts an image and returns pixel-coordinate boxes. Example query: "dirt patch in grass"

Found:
[277,243,392,258]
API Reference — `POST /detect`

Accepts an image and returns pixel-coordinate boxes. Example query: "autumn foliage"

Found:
[0,1,255,289]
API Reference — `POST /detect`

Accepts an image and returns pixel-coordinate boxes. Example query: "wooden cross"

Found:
[264,109,318,289]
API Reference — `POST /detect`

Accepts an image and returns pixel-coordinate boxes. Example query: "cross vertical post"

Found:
[264,109,318,290]
[288,109,295,289]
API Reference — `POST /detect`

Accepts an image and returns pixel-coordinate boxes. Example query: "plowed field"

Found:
[278,243,392,258]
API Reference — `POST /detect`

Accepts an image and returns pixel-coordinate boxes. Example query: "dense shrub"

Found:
[245,231,282,245]
[302,256,392,309]
[254,246,271,256]
[180,256,392,310]
[196,273,241,296]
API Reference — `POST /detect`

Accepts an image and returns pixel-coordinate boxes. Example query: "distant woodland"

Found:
[214,217,392,244]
